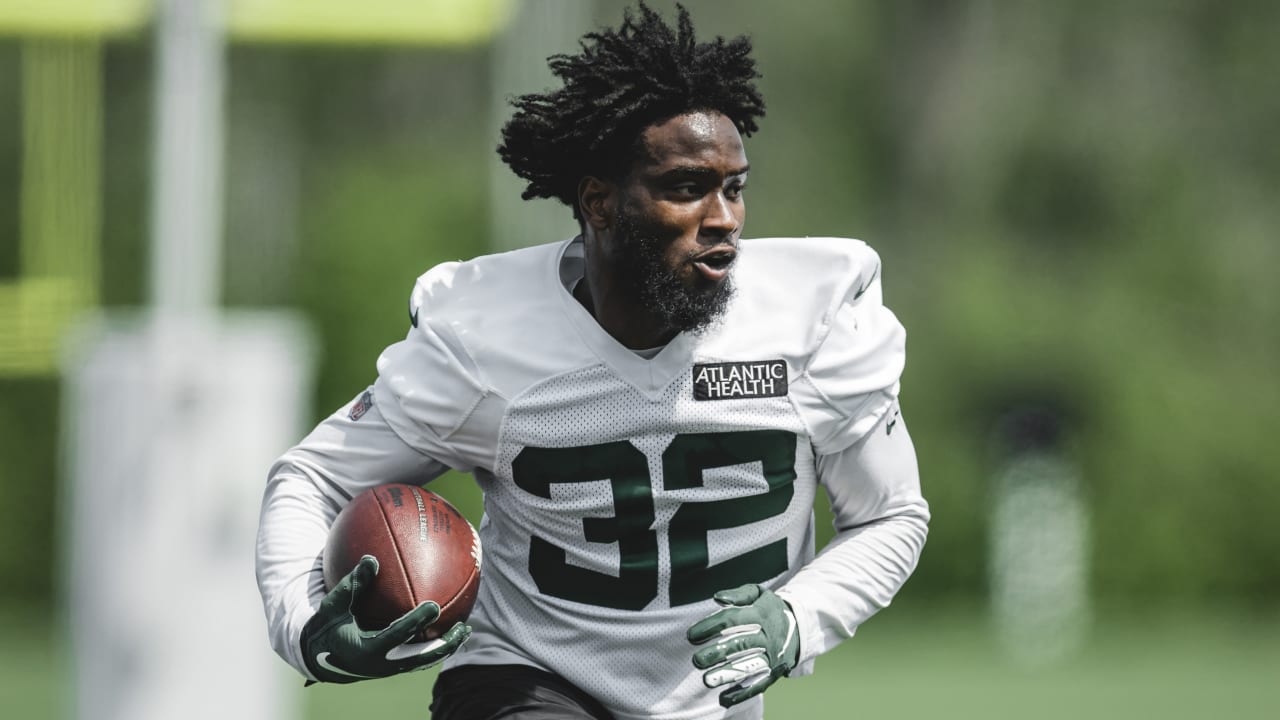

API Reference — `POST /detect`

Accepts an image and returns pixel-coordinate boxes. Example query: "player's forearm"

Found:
[777,408,929,666]
[255,457,342,680]
[256,392,454,678]
[775,502,928,665]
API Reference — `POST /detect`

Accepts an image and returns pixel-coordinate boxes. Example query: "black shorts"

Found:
[430,664,616,720]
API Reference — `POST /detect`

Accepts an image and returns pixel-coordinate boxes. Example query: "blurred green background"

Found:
[1,0,1277,717]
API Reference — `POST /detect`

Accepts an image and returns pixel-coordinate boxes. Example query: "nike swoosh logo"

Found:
[409,306,419,328]
[315,652,378,680]
[853,265,880,301]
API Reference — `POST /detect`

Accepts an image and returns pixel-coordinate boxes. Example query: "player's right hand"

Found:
[300,555,471,684]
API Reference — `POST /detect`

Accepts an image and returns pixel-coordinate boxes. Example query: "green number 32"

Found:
[511,429,797,610]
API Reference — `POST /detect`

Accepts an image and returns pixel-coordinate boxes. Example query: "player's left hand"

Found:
[686,584,800,708]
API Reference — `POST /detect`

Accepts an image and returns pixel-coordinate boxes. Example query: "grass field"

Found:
[3,604,1276,719]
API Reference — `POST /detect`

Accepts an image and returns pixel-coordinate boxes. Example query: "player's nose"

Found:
[699,192,739,242]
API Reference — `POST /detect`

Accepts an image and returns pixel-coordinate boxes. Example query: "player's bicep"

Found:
[816,403,928,532]
[275,388,451,505]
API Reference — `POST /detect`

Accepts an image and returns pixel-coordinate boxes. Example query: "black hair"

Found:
[497,2,766,218]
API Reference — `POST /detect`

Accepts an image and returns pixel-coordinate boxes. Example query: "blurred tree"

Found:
[1,0,1278,612]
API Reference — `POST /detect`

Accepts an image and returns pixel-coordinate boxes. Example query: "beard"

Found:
[612,204,736,336]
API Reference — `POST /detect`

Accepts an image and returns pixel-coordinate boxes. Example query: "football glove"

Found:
[300,555,471,684]
[686,584,801,708]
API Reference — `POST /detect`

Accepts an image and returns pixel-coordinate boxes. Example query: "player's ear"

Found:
[578,176,614,232]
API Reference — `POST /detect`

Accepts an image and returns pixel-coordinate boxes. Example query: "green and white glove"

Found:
[686,584,801,708]
[300,555,471,684]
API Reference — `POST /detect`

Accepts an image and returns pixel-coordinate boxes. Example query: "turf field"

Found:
[3,604,1275,719]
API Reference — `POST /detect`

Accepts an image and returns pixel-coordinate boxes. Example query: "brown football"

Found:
[322,484,481,639]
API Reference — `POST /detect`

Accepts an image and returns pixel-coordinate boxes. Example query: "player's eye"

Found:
[724,182,746,200]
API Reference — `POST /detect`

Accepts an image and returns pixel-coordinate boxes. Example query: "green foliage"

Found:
[1,1,1278,608]
[296,128,489,414]
[0,379,59,606]
[688,0,1280,601]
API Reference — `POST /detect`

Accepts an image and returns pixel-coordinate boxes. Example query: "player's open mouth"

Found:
[691,247,737,281]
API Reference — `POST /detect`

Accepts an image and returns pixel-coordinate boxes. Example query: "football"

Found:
[323,484,482,640]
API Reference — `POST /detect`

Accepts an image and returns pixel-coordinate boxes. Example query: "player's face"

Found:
[613,111,749,334]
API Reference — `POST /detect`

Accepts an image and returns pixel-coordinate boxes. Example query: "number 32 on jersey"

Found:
[512,429,796,610]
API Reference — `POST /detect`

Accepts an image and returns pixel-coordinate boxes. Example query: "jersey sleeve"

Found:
[792,245,906,455]
[255,392,452,679]
[372,265,492,471]
[257,267,492,679]
[775,405,929,668]
[778,244,924,668]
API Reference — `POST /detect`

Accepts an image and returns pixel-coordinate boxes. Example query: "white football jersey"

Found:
[256,236,928,720]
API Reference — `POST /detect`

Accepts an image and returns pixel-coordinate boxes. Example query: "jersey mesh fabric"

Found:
[257,237,918,717]
[444,363,816,720]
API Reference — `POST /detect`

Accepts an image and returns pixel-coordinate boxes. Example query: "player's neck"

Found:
[574,271,676,351]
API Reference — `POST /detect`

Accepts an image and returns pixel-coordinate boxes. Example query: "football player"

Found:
[255,3,929,718]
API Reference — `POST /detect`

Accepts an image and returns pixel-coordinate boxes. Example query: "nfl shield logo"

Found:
[348,391,373,421]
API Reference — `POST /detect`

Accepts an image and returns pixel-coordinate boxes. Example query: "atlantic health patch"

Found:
[692,360,788,401]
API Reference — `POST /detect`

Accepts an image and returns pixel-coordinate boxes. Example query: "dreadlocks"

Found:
[498,3,766,218]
